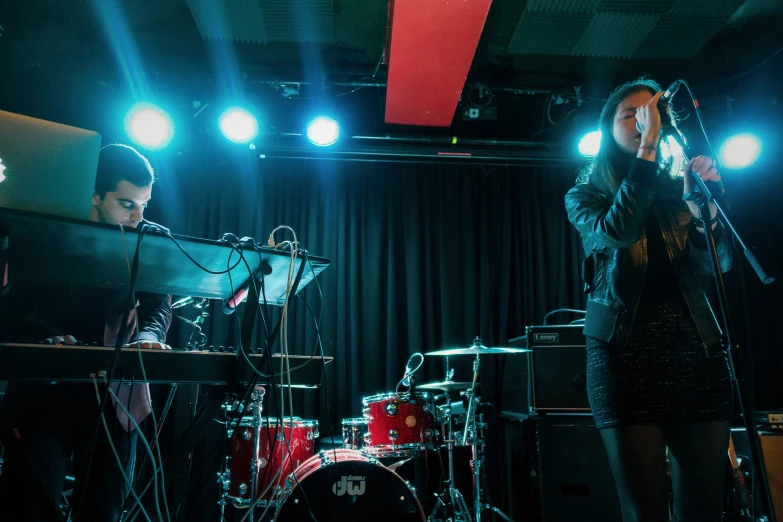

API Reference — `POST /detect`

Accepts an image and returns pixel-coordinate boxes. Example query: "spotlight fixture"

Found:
[124,102,174,149]
[306,117,340,147]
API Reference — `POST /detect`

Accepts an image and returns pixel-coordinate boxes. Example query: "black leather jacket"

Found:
[565,158,733,350]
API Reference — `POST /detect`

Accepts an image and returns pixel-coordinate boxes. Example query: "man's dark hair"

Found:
[94,144,155,198]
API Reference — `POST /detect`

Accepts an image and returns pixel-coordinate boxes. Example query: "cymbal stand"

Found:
[429,359,472,522]
[462,352,514,522]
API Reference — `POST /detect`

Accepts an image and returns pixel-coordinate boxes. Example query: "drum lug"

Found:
[388,429,399,441]
[317,450,334,465]
[405,480,417,495]
[424,428,434,442]
[422,403,431,414]
[238,483,248,495]
[385,402,399,416]
[217,470,231,492]
[242,430,252,441]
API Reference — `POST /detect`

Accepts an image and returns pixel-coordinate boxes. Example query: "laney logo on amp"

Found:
[332,475,366,496]
[534,333,559,343]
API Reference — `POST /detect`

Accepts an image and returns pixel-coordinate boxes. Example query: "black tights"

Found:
[600,421,730,522]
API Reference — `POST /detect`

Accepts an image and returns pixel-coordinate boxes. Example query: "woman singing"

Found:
[565,78,734,522]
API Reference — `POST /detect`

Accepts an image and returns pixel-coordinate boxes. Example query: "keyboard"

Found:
[0,343,331,386]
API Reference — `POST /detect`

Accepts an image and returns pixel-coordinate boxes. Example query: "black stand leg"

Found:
[691,177,777,522]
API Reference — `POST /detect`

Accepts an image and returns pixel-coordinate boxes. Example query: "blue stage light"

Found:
[219,107,259,143]
[306,117,340,147]
[124,103,174,149]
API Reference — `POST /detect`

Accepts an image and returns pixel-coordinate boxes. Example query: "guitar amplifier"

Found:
[504,325,589,413]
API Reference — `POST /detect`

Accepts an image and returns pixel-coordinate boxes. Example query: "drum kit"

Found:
[217,337,530,522]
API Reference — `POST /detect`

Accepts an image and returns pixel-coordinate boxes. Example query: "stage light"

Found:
[578,130,602,157]
[124,103,174,149]
[218,107,258,143]
[306,117,340,146]
[719,133,762,169]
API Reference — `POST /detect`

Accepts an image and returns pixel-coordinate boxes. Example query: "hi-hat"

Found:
[417,380,479,392]
[426,337,530,356]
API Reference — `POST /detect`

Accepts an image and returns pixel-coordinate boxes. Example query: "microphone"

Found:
[222,263,273,315]
[659,79,682,108]
[222,276,255,315]
[636,80,682,134]
[401,353,421,387]
[141,219,170,234]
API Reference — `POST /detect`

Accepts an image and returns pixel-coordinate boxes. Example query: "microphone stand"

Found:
[664,123,777,522]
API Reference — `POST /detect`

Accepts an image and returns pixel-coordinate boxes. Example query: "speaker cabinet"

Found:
[536,415,621,522]
[730,428,783,519]
[759,432,783,519]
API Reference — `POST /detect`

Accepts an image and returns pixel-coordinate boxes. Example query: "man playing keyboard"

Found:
[0,143,172,521]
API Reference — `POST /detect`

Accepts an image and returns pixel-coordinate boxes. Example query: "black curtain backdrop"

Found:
[144,155,586,519]
[135,151,781,520]
[155,156,585,411]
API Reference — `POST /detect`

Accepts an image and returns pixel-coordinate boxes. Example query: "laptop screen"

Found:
[0,110,102,221]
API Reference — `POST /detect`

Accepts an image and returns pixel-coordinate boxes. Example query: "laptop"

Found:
[0,110,102,220]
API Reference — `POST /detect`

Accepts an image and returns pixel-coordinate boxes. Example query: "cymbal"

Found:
[417,380,479,392]
[426,345,531,356]
[427,337,531,356]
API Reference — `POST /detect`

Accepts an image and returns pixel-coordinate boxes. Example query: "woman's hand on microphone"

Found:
[635,91,664,148]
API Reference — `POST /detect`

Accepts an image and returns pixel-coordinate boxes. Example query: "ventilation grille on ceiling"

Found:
[573,13,660,58]
[508,0,746,59]
[525,0,601,13]
[186,0,335,45]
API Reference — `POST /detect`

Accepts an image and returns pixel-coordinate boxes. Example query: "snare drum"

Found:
[341,418,369,450]
[362,392,438,457]
[275,449,425,521]
[223,417,318,505]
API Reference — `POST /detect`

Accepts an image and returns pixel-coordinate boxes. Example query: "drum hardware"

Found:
[427,337,521,522]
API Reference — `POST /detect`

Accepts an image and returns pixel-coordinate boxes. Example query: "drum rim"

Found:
[361,391,435,405]
[274,449,425,521]
[238,417,319,428]
[341,417,370,425]
[363,442,434,453]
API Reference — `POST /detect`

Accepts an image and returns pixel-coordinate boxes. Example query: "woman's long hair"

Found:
[577,78,682,196]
